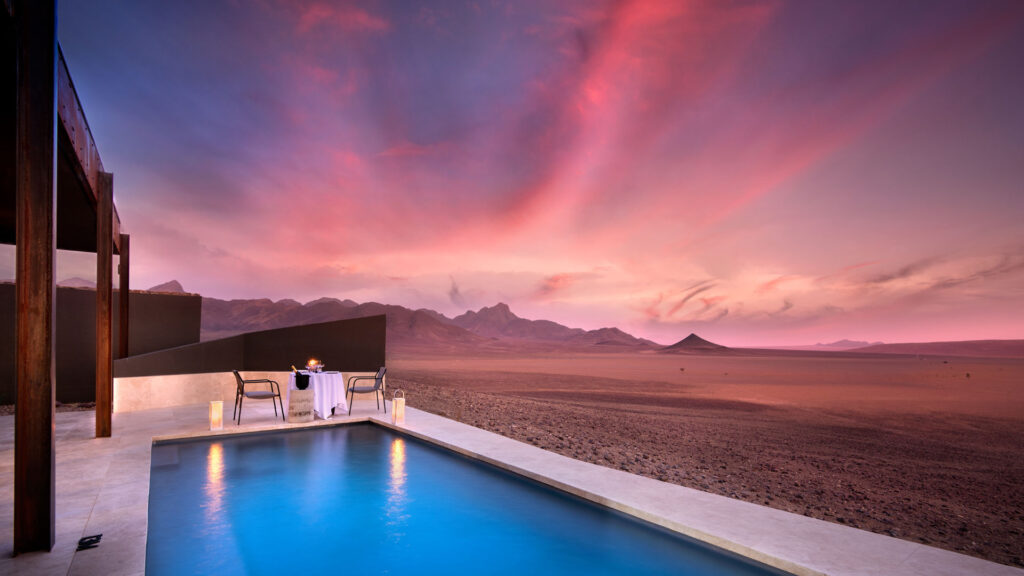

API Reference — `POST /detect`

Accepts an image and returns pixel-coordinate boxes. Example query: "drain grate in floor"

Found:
[76,534,102,551]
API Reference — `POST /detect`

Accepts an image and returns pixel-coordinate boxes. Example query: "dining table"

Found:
[287,371,347,419]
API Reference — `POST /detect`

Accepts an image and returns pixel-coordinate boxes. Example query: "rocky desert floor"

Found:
[389,351,1024,568]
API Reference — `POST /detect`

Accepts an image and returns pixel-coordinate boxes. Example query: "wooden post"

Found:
[13,0,57,554]
[118,233,130,358]
[96,172,113,437]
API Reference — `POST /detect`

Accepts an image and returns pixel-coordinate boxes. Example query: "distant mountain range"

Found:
[769,339,885,352]
[56,278,191,294]
[450,303,660,347]
[851,340,1024,359]
[200,295,664,352]
[57,277,96,288]
[122,279,1016,358]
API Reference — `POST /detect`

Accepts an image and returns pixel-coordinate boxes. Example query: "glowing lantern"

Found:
[392,390,405,426]
[306,358,322,372]
[209,400,223,431]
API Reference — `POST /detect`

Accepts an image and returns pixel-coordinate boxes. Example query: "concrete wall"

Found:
[111,370,377,413]
[113,371,282,413]
[0,283,202,404]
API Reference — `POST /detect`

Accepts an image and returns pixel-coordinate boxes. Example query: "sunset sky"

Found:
[5,0,1022,346]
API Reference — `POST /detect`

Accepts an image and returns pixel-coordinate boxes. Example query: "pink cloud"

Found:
[377,141,447,158]
[533,273,577,299]
[756,275,797,295]
[78,1,1024,345]
[691,0,1024,232]
[296,2,389,34]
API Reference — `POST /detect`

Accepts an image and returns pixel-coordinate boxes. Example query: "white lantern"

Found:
[209,400,223,431]
[391,390,405,426]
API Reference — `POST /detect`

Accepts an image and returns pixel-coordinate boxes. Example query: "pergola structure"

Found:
[2,1,131,553]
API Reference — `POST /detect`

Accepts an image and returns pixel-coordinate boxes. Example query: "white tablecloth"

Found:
[288,371,347,419]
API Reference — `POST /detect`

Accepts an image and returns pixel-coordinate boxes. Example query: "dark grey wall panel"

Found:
[0,283,202,403]
[242,315,386,372]
[115,290,202,357]
[112,335,245,378]
[55,287,97,403]
[113,314,386,379]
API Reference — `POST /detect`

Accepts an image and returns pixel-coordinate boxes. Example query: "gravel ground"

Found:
[387,370,1024,568]
[0,402,95,416]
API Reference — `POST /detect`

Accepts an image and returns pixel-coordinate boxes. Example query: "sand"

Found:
[389,351,1024,568]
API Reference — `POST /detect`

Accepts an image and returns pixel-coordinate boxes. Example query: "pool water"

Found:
[148,424,786,575]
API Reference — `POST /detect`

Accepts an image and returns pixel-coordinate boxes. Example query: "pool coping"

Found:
[2,404,1022,576]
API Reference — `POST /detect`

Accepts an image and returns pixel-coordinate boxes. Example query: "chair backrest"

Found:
[232,370,245,392]
[375,366,386,389]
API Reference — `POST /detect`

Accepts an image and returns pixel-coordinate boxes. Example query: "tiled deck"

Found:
[1,401,1021,576]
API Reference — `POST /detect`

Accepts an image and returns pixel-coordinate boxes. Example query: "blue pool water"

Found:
[148,424,787,575]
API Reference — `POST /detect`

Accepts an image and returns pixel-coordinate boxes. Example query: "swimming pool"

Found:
[148,424,788,575]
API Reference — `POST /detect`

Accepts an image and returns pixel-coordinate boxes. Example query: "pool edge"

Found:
[370,417,818,576]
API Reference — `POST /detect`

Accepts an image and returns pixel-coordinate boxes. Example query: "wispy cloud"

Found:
[448,276,466,308]
[667,281,716,318]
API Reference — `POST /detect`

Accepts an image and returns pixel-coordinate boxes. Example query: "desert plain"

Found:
[389,349,1024,568]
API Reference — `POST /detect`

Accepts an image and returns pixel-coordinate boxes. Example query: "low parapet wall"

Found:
[110,315,386,412]
[114,371,282,413]
[113,370,378,413]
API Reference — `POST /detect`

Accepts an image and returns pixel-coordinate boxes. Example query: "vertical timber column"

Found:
[13,0,57,554]
[118,233,130,358]
[96,173,113,437]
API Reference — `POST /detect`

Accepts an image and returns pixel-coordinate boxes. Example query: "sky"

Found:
[5,0,1023,346]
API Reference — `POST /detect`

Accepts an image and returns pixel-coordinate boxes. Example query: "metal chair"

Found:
[347,367,386,415]
[232,370,284,425]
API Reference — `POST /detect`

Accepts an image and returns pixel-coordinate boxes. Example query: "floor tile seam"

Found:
[895,544,1023,576]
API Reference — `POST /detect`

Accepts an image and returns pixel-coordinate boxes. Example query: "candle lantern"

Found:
[209,400,224,431]
[392,390,406,425]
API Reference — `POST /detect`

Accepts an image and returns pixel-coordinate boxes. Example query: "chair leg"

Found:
[272,395,279,417]
[382,390,387,414]
[347,390,353,415]
[376,391,380,410]
[237,396,243,425]
[279,396,286,421]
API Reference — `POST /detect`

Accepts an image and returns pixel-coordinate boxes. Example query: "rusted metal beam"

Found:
[118,233,130,358]
[95,172,113,437]
[13,0,56,554]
